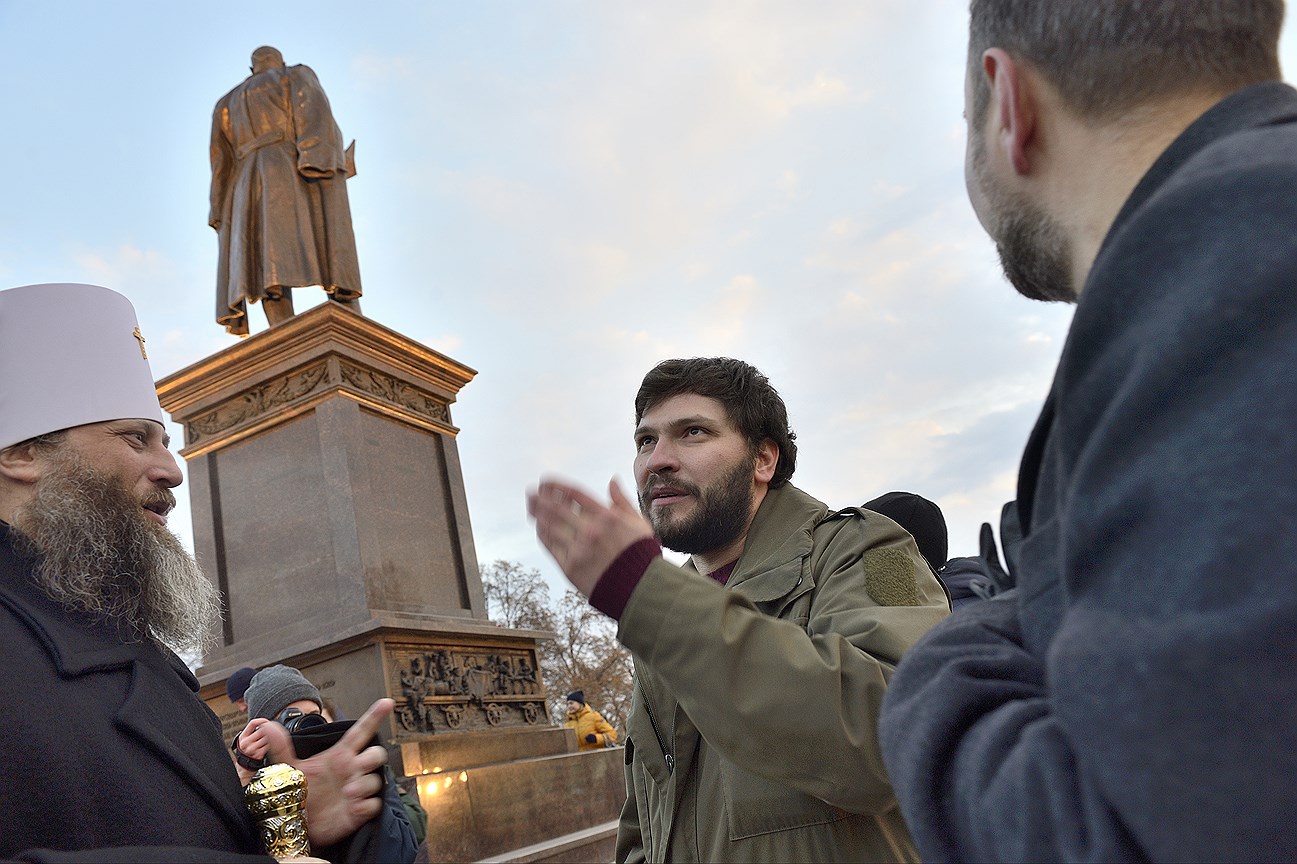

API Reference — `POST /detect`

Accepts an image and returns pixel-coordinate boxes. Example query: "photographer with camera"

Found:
[234,665,419,864]
[234,665,329,782]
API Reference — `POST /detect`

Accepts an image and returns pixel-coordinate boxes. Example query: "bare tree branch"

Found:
[481,561,634,734]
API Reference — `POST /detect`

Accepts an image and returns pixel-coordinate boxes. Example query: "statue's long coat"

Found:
[209,63,362,336]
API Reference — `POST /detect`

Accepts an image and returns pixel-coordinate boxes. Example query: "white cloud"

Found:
[351,53,415,83]
[777,170,800,198]
[429,333,464,354]
[71,244,172,288]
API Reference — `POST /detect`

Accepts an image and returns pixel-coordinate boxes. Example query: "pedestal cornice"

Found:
[156,303,477,457]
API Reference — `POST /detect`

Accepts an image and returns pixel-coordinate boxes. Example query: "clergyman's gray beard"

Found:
[639,457,754,556]
[11,453,221,655]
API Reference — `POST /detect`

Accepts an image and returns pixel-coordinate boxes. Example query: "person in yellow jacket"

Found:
[563,691,617,751]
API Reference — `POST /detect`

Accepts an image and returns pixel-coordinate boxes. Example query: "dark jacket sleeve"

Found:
[6,782,415,864]
[373,766,420,864]
[879,125,1297,862]
[879,593,1147,861]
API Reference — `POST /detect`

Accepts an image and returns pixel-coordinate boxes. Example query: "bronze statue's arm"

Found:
[290,64,348,179]
[208,102,234,230]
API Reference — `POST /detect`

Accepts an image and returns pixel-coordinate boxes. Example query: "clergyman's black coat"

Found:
[0,522,270,863]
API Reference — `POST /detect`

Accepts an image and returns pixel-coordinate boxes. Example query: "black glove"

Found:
[976,521,1014,594]
[231,732,267,771]
[585,734,597,743]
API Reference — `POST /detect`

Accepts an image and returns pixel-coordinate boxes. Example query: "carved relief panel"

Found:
[182,356,455,450]
[389,644,546,737]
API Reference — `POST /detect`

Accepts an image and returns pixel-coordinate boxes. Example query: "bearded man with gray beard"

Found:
[0,282,394,863]
[12,445,220,656]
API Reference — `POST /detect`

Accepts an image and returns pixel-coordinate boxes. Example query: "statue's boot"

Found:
[331,295,363,315]
[263,292,296,327]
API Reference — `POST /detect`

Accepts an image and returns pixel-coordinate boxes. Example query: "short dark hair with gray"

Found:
[969,0,1284,123]
[634,357,798,488]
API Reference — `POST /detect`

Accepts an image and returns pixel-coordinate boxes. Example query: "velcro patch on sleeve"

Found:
[862,547,923,606]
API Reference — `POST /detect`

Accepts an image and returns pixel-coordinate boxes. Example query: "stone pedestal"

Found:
[405,729,624,863]
[158,302,487,663]
[157,303,628,860]
[155,303,552,770]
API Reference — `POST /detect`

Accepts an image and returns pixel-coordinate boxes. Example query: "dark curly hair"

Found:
[634,357,798,488]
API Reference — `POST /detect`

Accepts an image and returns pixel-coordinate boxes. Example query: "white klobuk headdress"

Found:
[0,283,165,451]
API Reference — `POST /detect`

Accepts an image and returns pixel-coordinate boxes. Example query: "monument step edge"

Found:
[474,819,620,864]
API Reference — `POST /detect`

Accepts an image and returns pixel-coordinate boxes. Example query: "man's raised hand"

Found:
[257,697,395,847]
[527,477,652,597]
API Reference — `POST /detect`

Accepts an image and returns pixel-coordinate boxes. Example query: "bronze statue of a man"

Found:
[209,46,363,336]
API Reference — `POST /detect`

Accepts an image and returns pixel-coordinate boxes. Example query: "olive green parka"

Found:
[615,483,949,863]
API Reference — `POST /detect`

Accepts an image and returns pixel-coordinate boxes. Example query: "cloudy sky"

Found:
[5,2,1293,597]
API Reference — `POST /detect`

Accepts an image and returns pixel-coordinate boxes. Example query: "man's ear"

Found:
[0,441,46,485]
[753,439,779,485]
[983,47,1037,175]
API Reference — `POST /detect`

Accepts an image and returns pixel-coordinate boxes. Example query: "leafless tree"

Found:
[481,560,634,734]
[481,559,556,632]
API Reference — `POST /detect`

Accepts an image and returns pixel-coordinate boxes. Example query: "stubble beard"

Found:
[969,120,1078,304]
[10,451,221,656]
[639,455,755,556]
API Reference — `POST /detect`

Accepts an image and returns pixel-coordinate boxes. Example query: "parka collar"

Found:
[720,483,827,595]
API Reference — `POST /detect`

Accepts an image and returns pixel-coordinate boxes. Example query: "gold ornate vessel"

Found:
[244,762,310,858]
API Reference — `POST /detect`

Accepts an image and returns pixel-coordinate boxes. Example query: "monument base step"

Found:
[477,820,619,864]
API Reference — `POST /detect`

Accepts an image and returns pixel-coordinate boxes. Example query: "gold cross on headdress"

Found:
[133,326,148,359]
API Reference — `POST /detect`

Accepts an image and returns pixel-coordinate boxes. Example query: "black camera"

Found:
[277,706,329,733]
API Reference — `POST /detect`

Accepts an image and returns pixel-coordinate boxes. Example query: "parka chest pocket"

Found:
[735,563,815,629]
[720,757,850,840]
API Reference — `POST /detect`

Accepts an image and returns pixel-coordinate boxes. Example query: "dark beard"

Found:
[10,452,220,655]
[969,123,1077,304]
[639,456,755,556]
[994,206,1076,304]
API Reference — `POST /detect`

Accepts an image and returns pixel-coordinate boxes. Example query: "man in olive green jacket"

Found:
[529,358,949,862]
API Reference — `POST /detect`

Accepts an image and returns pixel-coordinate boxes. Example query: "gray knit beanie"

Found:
[244,665,323,721]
